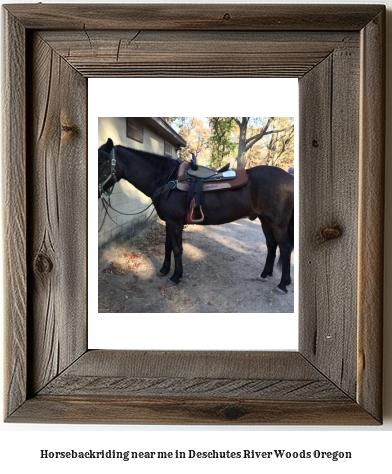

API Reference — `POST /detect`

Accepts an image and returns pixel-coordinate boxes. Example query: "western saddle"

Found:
[177,154,248,224]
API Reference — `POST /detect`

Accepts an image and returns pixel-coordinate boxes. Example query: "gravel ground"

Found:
[98,218,294,313]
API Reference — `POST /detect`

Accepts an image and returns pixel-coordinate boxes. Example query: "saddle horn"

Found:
[190,153,198,171]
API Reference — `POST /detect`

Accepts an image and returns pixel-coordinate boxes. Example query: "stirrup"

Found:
[190,204,205,223]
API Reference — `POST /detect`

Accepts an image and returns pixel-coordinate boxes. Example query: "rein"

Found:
[98,150,182,233]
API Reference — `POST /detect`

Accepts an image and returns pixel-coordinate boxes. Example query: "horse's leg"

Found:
[272,225,293,294]
[166,219,184,285]
[258,219,278,281]
[159,226,172,276]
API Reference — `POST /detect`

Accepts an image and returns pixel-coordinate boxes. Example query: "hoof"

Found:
[169,276,181,285]
[274,286,287,295]
[157,267,170,276]
[258,274,270,282]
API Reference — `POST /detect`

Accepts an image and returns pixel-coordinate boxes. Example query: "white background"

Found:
[1,1,391,473]
[90,78,299,351]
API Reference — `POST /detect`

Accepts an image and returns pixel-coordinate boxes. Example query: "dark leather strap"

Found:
[187,177,197,211]
[195,178,204,209]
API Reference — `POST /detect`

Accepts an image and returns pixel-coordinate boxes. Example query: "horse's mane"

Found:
[117,145,179,171]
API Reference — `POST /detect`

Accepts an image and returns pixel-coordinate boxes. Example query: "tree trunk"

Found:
[236,118,249,167]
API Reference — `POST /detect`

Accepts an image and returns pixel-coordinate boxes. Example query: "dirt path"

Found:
[98,219,294,313]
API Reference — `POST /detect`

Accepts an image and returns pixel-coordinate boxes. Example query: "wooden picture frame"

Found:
[3,4,385,424]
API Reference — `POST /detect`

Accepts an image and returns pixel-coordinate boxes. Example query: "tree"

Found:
[163,117,186,129]
[263,117,294,167]
[208,117,237,168]
[163,117,211,162]
[164,117,294,170]
[234,117,293,168]
[240,117,294,169]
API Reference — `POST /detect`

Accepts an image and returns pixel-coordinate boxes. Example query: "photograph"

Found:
[2,1,390,448]
[98,117,295,314]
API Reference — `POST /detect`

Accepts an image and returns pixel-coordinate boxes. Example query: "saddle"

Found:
[176,155,248,224]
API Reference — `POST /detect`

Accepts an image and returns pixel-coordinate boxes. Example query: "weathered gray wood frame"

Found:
[3,4,385,424]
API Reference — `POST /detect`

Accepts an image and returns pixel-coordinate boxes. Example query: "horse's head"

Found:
[98,138,117,198]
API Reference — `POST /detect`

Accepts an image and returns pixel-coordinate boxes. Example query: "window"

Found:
[164,141,172,157]
[126,118,143,143]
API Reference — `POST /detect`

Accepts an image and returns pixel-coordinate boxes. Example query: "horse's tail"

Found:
[288,209,294,249]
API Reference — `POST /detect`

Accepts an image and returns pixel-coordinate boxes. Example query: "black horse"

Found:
[99,138,294,293]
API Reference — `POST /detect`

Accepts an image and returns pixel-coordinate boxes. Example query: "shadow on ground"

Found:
[98,218,294,313]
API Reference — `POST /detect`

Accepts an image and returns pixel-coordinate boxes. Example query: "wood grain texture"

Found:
[38,351,346,400]
[9,396,378,425]
[299,41,360,399]
[39,30,358,78]
[39,377,347,400]
[357,9,385,422]
[10,351,377,424]
[2,9,27,419]
[58,350,324,379]
[4,4,383,31]
[2,4,385,425]
[27,33,87,395]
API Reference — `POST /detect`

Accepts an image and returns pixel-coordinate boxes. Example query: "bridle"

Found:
[98,147,182,233]
[98,148,117,198]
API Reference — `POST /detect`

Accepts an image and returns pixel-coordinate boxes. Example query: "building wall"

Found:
[98,117,177,248]
[98,117,178,158]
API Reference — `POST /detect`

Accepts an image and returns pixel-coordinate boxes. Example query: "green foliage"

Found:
[163,117,211,162]
[162,117,294,170]
[263,117,294,168]
[237,117,294,169]
[208,117,237,167]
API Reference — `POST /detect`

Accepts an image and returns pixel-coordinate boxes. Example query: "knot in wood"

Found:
[61,124,78,134]
[312,139,319,148]
[314,225,342,245]
[34,252,53,274]
[223,405,244,420]
[223,13,231,21]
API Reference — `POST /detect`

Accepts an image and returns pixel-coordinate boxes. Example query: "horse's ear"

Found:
[99,138,114,153]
